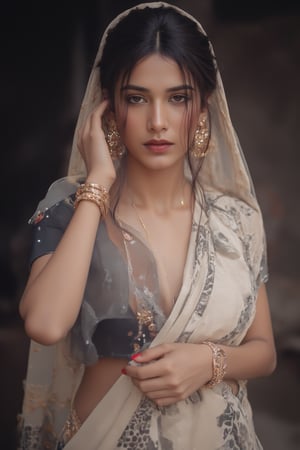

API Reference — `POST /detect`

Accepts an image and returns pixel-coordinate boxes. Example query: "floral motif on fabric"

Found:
[220,295,255,345]
[206,193,266,290]
[216,386,250,450]
[117,394,205,449]
[215,383,263,450]
[18,420,57,450]
[194,226,215,317]
[117,398,156,449]
[18,425,41,450]
[117,398,183,450]
[177,222,214,345]
[216,404,250,450]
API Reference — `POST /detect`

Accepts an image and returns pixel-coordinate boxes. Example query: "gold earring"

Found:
[191,114,210,158]
[104,114,125,160]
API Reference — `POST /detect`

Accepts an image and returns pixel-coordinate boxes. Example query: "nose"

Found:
[147,100,168,132]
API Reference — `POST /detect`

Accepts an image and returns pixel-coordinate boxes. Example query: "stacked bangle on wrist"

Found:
[74,182,110,217]
[202,341,227,388]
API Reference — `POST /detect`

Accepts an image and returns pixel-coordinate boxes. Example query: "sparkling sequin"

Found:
[121,305,127,313]
[59,407,81,446]
[33,212,44,224]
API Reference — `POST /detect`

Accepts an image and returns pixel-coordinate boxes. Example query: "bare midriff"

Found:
[73,357,128,423]
[73,358,241,426]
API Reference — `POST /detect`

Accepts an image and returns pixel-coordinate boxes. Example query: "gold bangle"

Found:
[82,182,108,192]
[76,182,109,199]
[202,341,227,388]
[76,183,109,195]
[74,183,110,217]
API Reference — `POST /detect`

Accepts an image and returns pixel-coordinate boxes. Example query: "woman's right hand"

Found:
[77,99,117,189]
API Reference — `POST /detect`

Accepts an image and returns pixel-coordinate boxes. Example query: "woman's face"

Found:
[114,54,201,171]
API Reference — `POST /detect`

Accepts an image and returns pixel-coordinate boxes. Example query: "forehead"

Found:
[122,54,193,89]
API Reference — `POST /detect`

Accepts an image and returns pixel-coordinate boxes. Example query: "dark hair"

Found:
[99,6,217,208]
[99,6,217,108]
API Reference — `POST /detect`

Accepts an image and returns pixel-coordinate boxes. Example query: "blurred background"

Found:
[1,1,299,448]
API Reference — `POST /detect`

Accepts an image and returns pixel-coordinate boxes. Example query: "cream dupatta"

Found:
[19,2,267,449]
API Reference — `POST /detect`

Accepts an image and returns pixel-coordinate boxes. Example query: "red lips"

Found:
[144,139,172,145]
[144,139,173,153]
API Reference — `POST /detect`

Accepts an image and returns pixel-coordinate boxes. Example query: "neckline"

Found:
[115,195,200,316]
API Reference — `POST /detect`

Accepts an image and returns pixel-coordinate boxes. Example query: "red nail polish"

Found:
[121,367,127,375]
[131,352,142,361]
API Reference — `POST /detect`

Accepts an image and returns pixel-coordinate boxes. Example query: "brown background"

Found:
[1,1,299,448]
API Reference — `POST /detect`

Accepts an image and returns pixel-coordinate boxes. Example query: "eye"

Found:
[170,94,191,104]
[127,95,146,104]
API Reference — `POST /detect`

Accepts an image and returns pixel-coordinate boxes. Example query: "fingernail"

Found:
[121,367,127,375]
[131,352,142,361]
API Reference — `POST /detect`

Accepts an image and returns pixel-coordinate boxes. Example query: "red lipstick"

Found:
[144,139,173,153]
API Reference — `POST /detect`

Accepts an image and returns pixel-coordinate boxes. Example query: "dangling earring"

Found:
[104,113,125,160]
[191,113,210,158]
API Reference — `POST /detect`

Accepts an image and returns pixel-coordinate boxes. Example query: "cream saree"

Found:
[62,190,266,450]
[18,2,268,449]
[19,189,267,450]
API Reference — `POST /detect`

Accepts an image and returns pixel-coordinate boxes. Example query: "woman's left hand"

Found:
[123,343,213,406]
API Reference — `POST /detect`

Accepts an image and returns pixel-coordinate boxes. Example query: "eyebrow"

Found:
[120,84,195,92]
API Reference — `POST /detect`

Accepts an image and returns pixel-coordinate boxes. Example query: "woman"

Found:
[18,2,276,449]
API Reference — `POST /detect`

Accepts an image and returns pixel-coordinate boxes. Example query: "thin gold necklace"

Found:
[130,178,188,238]
[131,185,193,244]
[131,196,193,311]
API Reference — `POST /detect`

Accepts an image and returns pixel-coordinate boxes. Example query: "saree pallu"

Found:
[19,192,267,450]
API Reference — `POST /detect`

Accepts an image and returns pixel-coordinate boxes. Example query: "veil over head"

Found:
[32,1,261,220]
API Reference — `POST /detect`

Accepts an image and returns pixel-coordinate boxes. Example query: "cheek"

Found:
[176,125,191,154]
[122,110,143,137]
[126,111,141,128]
[177,113,196,148]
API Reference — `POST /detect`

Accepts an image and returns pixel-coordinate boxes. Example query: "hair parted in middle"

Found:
[99,6,217,108]
[99,5,217,189]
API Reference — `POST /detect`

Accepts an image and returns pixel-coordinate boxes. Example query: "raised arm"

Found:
[19,100,116,345]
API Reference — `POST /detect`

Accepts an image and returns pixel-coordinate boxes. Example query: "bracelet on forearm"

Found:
[202,341,227,388]
[74,182,110,217]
